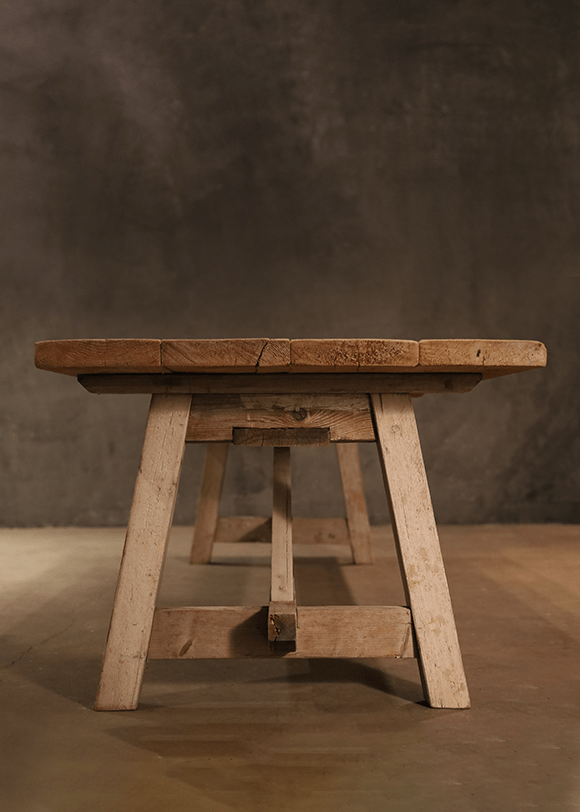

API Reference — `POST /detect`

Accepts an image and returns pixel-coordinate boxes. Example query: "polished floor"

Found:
[1,524,579,811]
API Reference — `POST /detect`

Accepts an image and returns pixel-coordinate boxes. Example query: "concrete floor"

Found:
[1,524,579,812]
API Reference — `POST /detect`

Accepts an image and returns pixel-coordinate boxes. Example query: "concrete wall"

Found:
[2,0,578,526]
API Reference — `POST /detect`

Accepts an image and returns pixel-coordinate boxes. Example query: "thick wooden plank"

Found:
[256,339,292,373]
[190,443,229,564]
[290,339,419,372]
[94,393,191,711]
[162,338,266,373]
[39,338,545,377]
[148,606,415,659]
[79,373,483,395]
[371,393,470,709]
[212,516,351,545]
[35,339,162,375]
[234,427,331,446]
[185,394,374,443]
[269,447,296,644]
[418,339,547,377]
[336,444,373,565]
[162,338,291,373]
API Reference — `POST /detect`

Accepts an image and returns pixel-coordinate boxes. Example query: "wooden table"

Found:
[35,337,547,711]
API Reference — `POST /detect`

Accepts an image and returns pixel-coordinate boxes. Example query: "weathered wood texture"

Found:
[336,444,373,564]
[185,394,374,443]
[268,601,297,645]
[162,338,291,373]
[371,393,470,709]
[419,339,547,377]
[269,448,296,643]
[148,606,415,659]
[94,393,191,711]
[35,339,162,375]
[78,372,483,395]
[233,427,331,446]
[211,516,351,545]
[37,338,546,378]
[289,339,419,372]
[190,443,229,564]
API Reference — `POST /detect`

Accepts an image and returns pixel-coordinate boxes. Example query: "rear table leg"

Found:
[336,443,373,564]
[190,443,229,564]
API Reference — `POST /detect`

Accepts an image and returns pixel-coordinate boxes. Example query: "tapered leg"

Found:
[190,443,229,564]
[95,393,192,711]
[336,443,373,564]
[371,393,470,709]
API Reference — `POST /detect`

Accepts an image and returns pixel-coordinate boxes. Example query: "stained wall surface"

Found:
[1,0,578,525]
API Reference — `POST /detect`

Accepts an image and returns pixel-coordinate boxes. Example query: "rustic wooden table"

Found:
[35,338,546,712]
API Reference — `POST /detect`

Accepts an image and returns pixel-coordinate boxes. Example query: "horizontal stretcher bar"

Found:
[148,605,416,660]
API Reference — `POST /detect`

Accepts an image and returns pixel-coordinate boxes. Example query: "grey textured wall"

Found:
[2,1,578,526]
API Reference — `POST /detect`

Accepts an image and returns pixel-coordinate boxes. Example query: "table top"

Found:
[35,338,546,379]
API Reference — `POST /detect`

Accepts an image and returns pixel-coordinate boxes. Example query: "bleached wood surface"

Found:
[148,606,415,659]
[371,393,470,709]
[94,393,191,711]
[211,515,351,545]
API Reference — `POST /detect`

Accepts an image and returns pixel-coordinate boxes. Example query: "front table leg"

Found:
[371,394,470,709]
[95,393,192,711]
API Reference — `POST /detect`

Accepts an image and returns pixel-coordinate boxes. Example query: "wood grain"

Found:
[162,338,291,373]
[37,337,546,377]
[269,448,296,644]
[290,339,419,372]
[233,427,331,446]
[190,443,229,564]
[185,394,375,443]
[94,393,191,711]
[418,339,547,377]
[148,606,415,659]
[211,516,351,545]
[371,393,470,709]
[336,444,373,564]
[256,339,291,372]
[35,339,162,375]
